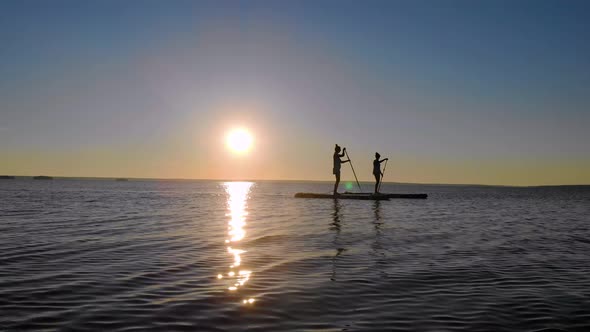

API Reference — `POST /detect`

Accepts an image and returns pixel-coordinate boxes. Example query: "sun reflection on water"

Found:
[220,182,255,305]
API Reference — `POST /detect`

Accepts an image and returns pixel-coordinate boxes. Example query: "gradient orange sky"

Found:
[1,1,589,186]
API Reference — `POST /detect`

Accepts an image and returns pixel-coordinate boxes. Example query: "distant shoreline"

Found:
[0,175,587,188]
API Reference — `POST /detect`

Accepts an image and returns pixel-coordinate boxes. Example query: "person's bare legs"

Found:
[333,173,340,195]
[374,173,380,194]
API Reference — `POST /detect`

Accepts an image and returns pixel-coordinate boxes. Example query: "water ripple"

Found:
[1,180,589,331]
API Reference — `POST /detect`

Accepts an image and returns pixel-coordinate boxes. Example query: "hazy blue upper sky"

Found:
[1,0,589,185]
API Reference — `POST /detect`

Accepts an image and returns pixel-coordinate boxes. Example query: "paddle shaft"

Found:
[344,150,363,192]
[378,159,388,192]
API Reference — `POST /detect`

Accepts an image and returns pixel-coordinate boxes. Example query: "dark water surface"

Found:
[1,179,589,331]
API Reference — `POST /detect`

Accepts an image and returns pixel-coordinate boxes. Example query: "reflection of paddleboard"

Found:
[294,192,427,200]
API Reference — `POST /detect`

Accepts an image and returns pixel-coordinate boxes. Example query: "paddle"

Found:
[344,149,363,193]
[378,159,388,193]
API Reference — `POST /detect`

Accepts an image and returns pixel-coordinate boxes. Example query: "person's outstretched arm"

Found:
[339,148,347,157]
[341,159,350,163]
[379,158,389,163]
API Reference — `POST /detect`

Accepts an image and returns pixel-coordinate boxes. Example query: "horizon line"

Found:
[1,174,588,188]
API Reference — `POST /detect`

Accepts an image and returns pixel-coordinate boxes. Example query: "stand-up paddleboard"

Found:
[295,192,390,200]
[294,192,427,200]
[344,192,428,199]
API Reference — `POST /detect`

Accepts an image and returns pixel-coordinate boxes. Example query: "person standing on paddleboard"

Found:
[373,152,388,194]
[333,144,350,195]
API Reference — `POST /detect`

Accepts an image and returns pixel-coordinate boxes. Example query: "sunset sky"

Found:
[1,0,589,185]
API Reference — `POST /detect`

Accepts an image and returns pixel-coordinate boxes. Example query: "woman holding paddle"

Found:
[333,144,350,195]
[373,152,388,194]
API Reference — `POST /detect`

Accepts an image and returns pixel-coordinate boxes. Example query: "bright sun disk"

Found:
[226,128,253,154]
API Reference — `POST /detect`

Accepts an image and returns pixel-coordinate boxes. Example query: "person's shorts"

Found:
[333,169,340,176]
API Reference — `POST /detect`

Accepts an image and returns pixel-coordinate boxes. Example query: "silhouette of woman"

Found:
[373,152,388,194]
[333,144,350,195]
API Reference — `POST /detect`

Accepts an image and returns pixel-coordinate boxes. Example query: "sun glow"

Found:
[226,128,253,154]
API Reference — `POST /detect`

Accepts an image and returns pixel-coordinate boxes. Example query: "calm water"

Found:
[1,179,589,331]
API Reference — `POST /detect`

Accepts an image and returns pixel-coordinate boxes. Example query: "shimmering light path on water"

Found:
[222,182,254,304]
[1,180,589,331]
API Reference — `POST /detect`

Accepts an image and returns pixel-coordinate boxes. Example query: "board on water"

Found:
[294,192,389,200]
[344,192,428,199]
[294,192,427,200]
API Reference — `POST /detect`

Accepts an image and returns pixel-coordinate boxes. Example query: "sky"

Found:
[1,0,589,185]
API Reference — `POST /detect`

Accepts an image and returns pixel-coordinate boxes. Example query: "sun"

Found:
[226,128,253,154]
